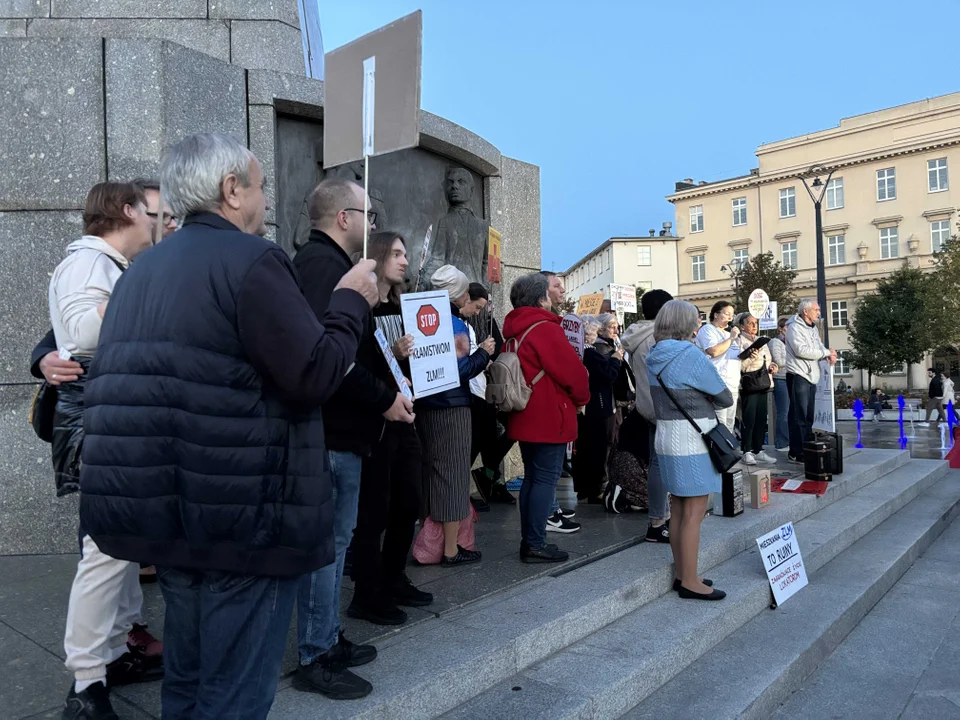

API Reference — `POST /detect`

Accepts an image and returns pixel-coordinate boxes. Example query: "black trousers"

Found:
[350,421,422,600]
[740,392,768,454]
[470,398,514,482]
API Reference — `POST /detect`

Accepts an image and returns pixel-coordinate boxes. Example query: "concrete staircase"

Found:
[267,449,959,719]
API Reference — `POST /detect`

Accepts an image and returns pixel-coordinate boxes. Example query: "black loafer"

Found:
[105,647,163,687]
[677,585,726,601]
[673,578,713,592]
[441,545,481,566]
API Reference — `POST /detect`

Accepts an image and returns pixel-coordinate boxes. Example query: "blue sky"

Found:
[318,0,960,273]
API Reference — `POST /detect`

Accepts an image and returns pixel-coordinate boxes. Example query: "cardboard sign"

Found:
[813,360,835,432]
[400,290,458,399]
[610,283,637,313]
[759,300,778,330]
[561,314,585,360]
[323,11,422,168]
[756,522,808,606]
[748,288,770,319]
[487,227,502,284]
[576,292,605,315]
[373,328,413,400]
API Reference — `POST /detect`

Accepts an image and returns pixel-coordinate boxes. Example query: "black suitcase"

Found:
[810,430,843,475]
[718,469,744,517]
[803,440,832,481]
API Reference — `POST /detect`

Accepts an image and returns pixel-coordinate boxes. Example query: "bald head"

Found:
[307,178,373,254]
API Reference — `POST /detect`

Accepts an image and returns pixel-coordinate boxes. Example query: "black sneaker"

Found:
[388,575,434,607]
[470,495,490,513]
[488,483,516,505]
[645,521,670,544]
[63,682,118,720]
[292,660,372,700]
[787,454,804,464]
[520,542,569,563]
[347,596,408,626]
[330,631,377,667]
[441,545,482,566]
[559,506,576,519]
[105,647,163,687]
[546,511,581,534]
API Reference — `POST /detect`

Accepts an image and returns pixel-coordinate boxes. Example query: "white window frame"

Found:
[733,248,749,269]
[637,280,653,293]
[831,300,848,328]
[691,254,706,282]
[826,177,844,210]
[828,234,846,266]
[732,197,747,226]
[879,226,899,259]
[637,245,652,266]
[931,219,951,252]
[781,241,798,269]
[690,205,704,233]
[835,350,851,376]
[779,187,796,218]
[877,167,896,201]
[928,158,948,193]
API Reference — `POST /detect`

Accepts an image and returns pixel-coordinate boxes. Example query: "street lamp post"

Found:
[721,261,741,308]
[798,164,835,347]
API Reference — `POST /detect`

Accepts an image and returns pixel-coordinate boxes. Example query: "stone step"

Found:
[441,458,949,720]
[624,469,960,720]
[267,449,911,719]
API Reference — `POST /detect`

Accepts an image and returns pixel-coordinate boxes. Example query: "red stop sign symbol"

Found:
[417,305,440,336]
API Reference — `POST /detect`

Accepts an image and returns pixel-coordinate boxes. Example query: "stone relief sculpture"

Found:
[422,167,489,289]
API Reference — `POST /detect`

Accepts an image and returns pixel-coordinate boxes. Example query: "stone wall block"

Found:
[230,19,302,75]
[50,0,207,18]
[209,0,300,28]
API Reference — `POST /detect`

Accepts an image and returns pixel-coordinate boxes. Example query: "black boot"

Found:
[62,682,118,720]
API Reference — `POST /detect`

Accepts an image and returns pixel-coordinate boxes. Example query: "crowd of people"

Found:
[35,131,851,720]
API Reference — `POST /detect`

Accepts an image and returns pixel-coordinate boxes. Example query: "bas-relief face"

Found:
[445,169,474,205]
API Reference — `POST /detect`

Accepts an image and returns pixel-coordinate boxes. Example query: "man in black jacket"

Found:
[923,367,946,424]
[291,179,415,700]
[78,134,378,720]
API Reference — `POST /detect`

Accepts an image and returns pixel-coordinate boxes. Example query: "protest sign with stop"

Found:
[400,290,459,399]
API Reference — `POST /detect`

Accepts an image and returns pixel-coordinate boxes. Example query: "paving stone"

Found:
[0,18,26,35]
[440,676,592,720]
[899,557,960,592]
[900,694,960,720]
[0,621,73,718]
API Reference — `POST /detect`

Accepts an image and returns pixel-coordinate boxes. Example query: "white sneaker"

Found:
[742,452,758,465]
[755,451,777,464]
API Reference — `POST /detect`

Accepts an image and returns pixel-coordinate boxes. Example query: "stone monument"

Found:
[422,167,489,289]
[0,0,542,554]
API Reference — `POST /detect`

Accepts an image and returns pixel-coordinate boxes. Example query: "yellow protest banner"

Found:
[576,292,605,315]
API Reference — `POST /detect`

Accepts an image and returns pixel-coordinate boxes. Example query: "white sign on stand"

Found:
[756,522,808,606]
[400,290,459,399]
[813,360,835,432]
[748,288,769,318]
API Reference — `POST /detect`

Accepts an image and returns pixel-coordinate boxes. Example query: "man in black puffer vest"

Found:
[78,134,378,720]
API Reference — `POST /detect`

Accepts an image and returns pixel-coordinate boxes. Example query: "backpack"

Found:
[486,321,548,412]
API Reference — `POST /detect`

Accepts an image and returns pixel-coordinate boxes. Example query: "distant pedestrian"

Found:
[922,368,946,425]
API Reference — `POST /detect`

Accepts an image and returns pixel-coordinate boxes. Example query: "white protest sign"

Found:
[813,360,835,432]
[748,288,769,319]
[373,328,413,400]
[400,290,459,399]
[756,521,808,606]
[609,283,637,313]
[362,56,376,156]
[759,300,778,331]
[561,314,585,361]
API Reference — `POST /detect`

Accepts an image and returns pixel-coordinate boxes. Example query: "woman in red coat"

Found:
[502,273,590,563]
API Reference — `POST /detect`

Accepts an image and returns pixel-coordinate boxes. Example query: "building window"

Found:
[826,178,844,210]
[732,197,747,226]
[879,227,899,259]
[932,220,951,252]
[637,281,653,293]
[593,258,597,278]
[835,350,851,376]
[779,187,796,218]
[692,254,705,282]
[781,241,797,269]
[605,248,611,272]
[690,205,704,233]
[831,300,848,327]
[928,158,948,193]
[733,248,749,269]
[828,234,846,265]
[637,245,652,266]
[877,167,896,201]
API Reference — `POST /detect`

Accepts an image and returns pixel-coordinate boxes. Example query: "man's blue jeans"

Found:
[773,377,790,450]
[155,567,297,720]
[297,450,362,664]
[519,442,565,550]
[787,373,817,458]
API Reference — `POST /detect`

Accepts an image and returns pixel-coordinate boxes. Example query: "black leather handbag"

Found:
[740,360,772,395]
[29,382,57,443]
[656,369,741,474]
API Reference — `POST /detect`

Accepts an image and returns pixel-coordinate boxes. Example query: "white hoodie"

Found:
[49,235,129,357]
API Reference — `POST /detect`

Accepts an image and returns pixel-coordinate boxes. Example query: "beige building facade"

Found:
[562,225,680,305]
[667,92,960,391]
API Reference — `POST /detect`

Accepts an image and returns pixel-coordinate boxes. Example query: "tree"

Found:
[733,252,799,317]
[555,297,577,316]
[847,266,934,389]
[925,220,960,349]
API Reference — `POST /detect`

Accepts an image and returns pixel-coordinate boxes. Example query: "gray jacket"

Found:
[785,314,830,384]
[621,320,656,424]
[768,336,787,380]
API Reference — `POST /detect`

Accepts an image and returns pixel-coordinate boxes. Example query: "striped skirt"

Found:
[416,406,472,523]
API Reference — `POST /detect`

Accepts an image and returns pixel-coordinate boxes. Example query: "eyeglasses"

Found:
[344,208,378,224]
[146,211,177,225]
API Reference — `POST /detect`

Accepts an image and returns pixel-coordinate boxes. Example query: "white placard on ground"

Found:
[400,290,459,399]
[756,521,809,606]
[813,360,835,432]
[373,328,413,400]
[561,314,585,361]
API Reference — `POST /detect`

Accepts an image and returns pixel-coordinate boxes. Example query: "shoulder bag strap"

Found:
[655,355,706,437]
[514,320,549,386]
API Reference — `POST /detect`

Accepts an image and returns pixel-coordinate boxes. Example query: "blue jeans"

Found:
[773,378,790,449]
[519,442,565,550]
[155,567,297,720]
[787,373,817,458]
[297,450,362,664]
[647,424,670,522]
